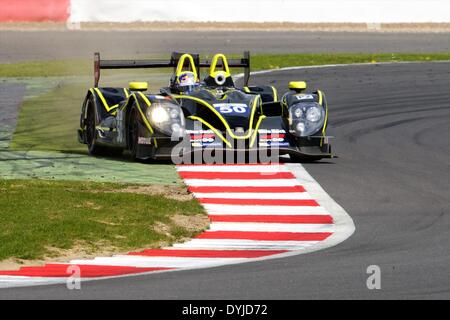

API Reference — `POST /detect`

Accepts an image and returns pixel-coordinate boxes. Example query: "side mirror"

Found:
[288,81,307,93]
[129,82,148,91]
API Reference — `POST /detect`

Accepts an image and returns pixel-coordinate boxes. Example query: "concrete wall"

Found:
[1,0,449,23]
[70,0,450,23]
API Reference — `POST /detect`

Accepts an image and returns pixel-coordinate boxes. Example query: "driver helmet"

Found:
[178,72,197,86]
[174,71,199,92]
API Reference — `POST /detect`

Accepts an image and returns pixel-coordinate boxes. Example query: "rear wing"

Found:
[94,51,251,87]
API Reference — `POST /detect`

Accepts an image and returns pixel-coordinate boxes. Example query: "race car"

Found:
[77,51,334,163]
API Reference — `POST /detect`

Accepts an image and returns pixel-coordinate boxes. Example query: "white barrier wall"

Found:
[70,0,450,23]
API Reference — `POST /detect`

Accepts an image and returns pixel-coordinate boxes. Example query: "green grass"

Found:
[0,60,91,77]
[1,53,449,77]
[251,53,450,71]
[0,179,205,261]
[11,81,88,152]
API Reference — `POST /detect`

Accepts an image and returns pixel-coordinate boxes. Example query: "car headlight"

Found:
[169,109,180,119]
[296,122,305,133]
[291,106,303,119]
[289,102,325,137]
[151,106,170,123]
[146,102,185,136]
[306,106,322,122]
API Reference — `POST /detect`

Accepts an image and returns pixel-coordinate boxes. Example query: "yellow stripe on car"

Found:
[188,116,232,148]
[176,53,199,82]
[209,53,231,78]
[317,90,328,146]
[271,86,278,102]
[173,94,264,140]
[133,92,158,147]
[91,88,119,112]
[249,115,267,148]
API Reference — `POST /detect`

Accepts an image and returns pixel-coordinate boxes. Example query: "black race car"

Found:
[77,52,334,163]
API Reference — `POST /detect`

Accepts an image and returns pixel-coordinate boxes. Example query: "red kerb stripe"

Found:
[127,249,287,258]
[198,198,319,206]
[209,215,333,224]
[0,264,171,278]
[188,186,306,193]
[177,163,281,166]
[196,231,332,241]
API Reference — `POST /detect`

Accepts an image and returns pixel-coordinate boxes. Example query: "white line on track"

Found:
[233,61,450,83]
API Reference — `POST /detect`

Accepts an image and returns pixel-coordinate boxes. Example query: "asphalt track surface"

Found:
[1,31,450,62]
[1,61,449,299]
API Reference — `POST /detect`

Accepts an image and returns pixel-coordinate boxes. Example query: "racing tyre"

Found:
[85,96,107,156]
[85,96,122,157]
[127,105,140,160]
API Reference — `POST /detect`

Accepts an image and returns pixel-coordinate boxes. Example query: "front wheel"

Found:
[85,96,122,157]
[85,96,107,156]
[127,105,140,160]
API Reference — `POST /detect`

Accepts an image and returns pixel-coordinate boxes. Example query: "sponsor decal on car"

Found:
[258,130,287,147]
[213,103,250,116]
[191,142,223,148]
[258,141,290,147]
[188,131,222,148]
[138,137,152,145]
[186,130,215,134]
[295,94,315,101]
[258,129,286,134]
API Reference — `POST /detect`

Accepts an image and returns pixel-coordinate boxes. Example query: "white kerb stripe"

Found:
[0,277,67,289]
[177,165,288,173]
[69,256,248,268]
[173,239,319,250]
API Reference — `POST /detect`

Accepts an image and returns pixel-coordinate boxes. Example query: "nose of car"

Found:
[234,127,245,136]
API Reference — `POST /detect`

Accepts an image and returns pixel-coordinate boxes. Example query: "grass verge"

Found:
[0,179,207,263]
[251,53,450,71]
[1,53,450,77]
[11,81,88,153]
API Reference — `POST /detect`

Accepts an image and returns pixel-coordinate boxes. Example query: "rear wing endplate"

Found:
[94,51,251,87]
